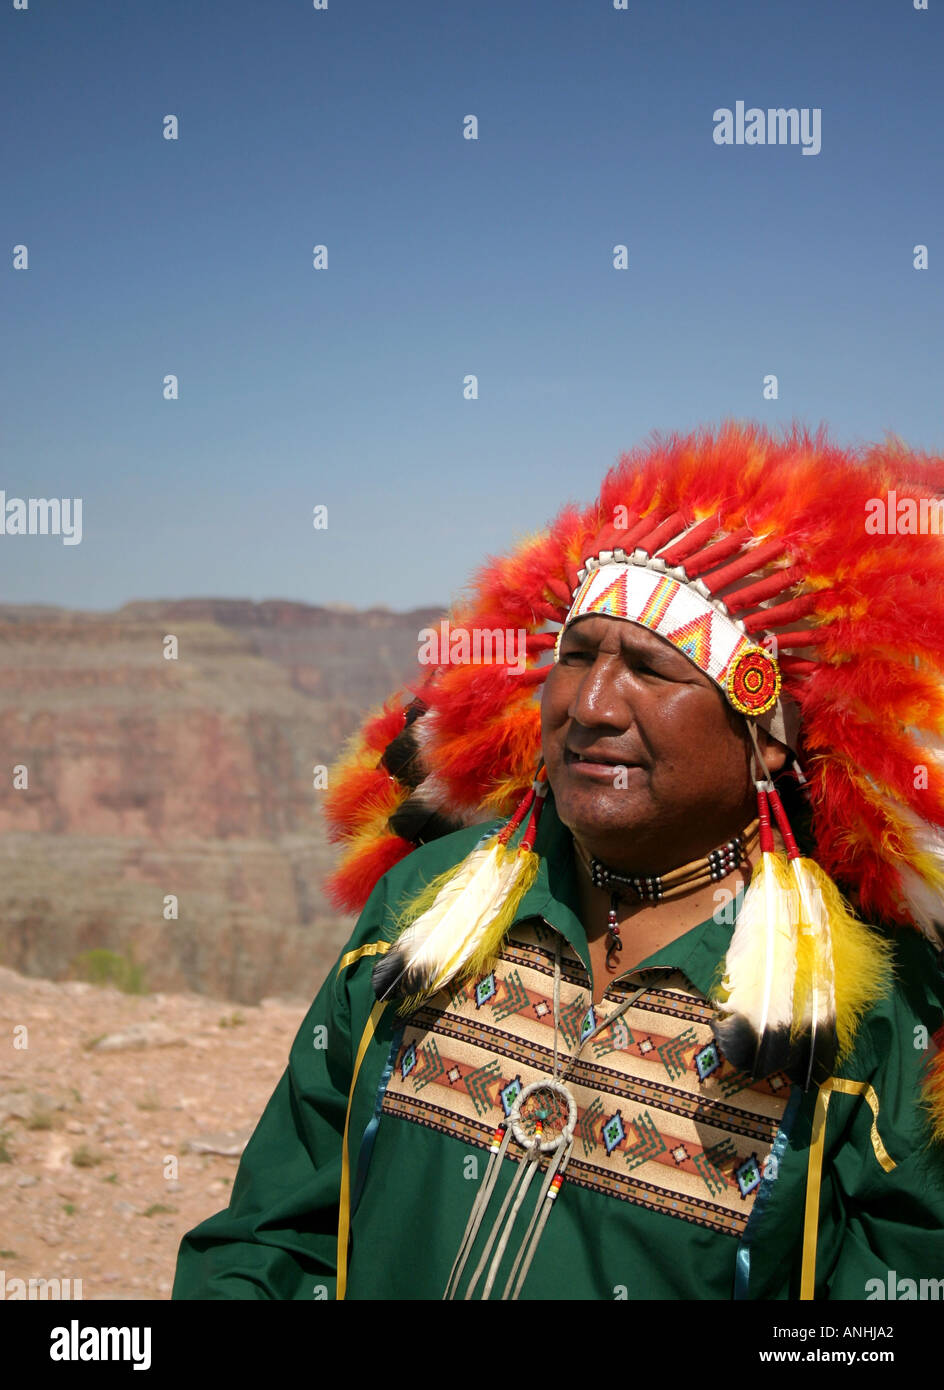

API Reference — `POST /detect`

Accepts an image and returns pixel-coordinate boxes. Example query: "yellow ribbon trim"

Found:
[800,1077,896,1300]
[337,939,391,976]
[336,999,388,1301]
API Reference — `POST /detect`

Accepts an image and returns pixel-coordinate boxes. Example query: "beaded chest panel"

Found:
[380,921,792,1236]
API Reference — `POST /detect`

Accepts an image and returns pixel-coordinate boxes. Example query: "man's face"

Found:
[540,614,761,866]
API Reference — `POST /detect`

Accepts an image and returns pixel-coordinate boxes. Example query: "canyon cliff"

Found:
[0,599,442,1002]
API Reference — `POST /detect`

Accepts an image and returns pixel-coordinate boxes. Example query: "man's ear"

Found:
[756,727,790,775]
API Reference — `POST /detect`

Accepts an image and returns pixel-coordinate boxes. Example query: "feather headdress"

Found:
[323,421,944,1122]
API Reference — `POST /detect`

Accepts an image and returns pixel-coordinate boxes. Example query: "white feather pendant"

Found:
[712,850,799,1076]
[372,839,525,1002]
[421,846,530,991]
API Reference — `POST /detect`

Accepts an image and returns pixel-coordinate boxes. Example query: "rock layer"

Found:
[0,598,441,1002]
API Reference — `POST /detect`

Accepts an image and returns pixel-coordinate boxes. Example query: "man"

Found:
[542,613,789,997]
[173,421,944,1300]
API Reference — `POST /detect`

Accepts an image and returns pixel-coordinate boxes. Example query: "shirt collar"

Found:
[512,791,741,998]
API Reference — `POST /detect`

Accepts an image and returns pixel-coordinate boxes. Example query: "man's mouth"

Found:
[564,748,640,768]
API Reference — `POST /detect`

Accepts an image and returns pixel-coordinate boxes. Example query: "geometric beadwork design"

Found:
[475,973,497,1009]
[411,1037,444,1092]
[694,1138,737,1198]
[500,1075,523,1117]
[734,1153,764,1199]
[657,1026,697,1080]
[380,923,790,1240]
[665,610,713,669]
[693,1040,722,1083]
[725,645,781,717]
[558,562,758,692]
[716,1066,756,1098]
[602,1110,626,1156]
[576,1096,604,1157]
[463,1059,503,1117]
[448,980,468,1010]
[592,1012,632,1058]
[559,995,591,1048]
[622,1111,668,1171]
[553,564,767,717]
[493,968,529,1022]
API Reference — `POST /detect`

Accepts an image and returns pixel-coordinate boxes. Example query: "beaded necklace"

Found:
[573,819,759,968]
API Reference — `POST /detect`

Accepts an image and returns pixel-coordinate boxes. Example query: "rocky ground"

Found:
[0,964,311,1301]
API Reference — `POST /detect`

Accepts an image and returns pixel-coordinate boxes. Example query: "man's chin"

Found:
[551,785,653,847]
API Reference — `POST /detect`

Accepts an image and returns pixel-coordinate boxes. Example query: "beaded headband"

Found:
[554,550,797,748]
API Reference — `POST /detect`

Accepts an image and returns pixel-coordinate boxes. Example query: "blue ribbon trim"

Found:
[734,1080,804,1299]
[351,1020,404,1216]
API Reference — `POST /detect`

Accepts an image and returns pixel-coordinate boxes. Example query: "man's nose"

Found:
[567,656,630,729]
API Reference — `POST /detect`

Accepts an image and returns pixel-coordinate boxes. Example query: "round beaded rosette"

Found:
[725,646,781,717]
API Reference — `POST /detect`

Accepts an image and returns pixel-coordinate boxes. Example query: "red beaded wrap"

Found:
[756,787,775,856]
[766,787,801,861]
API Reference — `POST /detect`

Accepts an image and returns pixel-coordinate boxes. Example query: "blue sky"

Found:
[3,0,941,613]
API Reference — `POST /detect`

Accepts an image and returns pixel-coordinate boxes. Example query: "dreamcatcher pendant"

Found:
[442,1076,577,1301]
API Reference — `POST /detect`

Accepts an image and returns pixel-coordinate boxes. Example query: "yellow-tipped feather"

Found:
[715,852,797,1017]
[790,858,837,1080]
[713,850,799,1074]
[464,849,538,981]
[378,835,539,1012]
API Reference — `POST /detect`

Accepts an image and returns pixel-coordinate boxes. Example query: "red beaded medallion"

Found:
[725,646,781,716]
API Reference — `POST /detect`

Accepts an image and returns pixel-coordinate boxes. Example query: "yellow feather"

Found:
[789,857,894,1060]
[922,1053,944,1147]
[385,836,538,1011]
[790,858,836,1048]
[464,848,539,981]
[803,862,894,1059]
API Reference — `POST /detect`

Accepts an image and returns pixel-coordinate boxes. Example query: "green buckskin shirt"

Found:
[173,795,944,1301]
